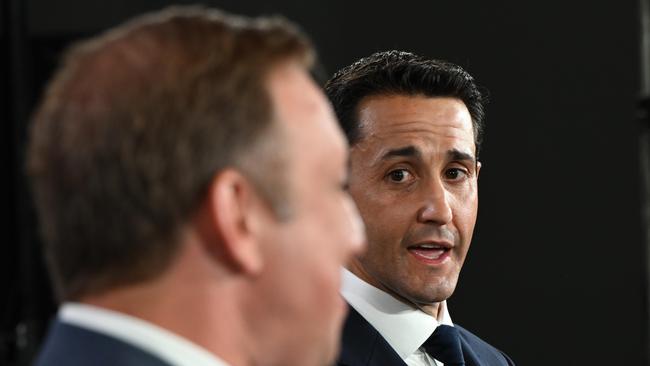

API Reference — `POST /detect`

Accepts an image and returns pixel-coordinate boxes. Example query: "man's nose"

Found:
[417,177,452,225]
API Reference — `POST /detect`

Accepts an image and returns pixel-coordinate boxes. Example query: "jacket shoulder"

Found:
[34,320,172,366]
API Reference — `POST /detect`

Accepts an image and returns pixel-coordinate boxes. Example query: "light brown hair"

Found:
[26,6,314,301]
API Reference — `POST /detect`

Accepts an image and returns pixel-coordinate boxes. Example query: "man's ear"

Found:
[203,169,266,275]
[476,161,482,179]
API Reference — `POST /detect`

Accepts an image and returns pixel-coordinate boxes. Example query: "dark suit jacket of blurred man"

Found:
[35,320,173,366]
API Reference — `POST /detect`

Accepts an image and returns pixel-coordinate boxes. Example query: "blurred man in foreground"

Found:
[27,6,364,366]
[326,51,514,366]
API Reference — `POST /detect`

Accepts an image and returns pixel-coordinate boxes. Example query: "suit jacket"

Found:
[337,306,515,366]
[34,320,172,366]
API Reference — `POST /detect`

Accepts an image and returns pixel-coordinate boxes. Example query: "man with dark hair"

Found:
[326,51,514,366]
[27,6,365,366]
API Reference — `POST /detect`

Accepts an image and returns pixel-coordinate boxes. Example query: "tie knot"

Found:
[422,325,465,366]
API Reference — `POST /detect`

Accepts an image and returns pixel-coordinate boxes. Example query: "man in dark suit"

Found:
[27,6,365,366]
[325,51,515,366]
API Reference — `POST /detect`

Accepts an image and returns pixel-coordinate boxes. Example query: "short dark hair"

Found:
[26,6,314,300]
[324,50,487,154]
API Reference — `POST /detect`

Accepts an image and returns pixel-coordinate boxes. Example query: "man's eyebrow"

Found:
[380,146,421,161]
[448,149,476,163]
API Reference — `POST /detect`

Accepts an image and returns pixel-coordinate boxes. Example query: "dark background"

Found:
[3,0,649,365]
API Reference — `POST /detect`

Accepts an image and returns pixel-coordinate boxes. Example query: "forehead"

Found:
[355,94,475,154]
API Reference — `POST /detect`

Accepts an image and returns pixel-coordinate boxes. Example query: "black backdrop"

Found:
[2,1,648,365]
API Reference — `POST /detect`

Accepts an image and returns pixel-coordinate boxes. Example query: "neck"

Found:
[346,261,442,318]
[82,235,256,366]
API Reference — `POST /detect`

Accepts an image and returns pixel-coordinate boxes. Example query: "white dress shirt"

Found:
[341,268,454,366]
[59,303,230,366]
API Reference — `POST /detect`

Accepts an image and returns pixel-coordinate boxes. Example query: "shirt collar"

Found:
[59,302,230,366]
[340,268,453,360]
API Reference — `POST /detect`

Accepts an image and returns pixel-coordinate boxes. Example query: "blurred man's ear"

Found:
[476,161,482,179]
[202,169,266,275]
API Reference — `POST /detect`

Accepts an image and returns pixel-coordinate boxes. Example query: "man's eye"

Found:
[387,169,412,183]
[445,168,468,181]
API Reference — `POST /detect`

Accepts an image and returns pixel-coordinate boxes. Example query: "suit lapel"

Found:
[337,306,406,366]
[456,324,514,366]
[459,335,484,366]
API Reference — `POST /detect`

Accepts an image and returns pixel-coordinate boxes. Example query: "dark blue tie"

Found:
[423,325,465,366]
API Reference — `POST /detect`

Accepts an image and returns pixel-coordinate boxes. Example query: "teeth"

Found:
[418,244,443,249]
[411,248,445,259]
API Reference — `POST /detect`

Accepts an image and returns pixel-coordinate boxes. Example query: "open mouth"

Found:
[407,243,451,264]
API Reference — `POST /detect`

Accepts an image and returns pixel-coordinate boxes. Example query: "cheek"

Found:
[311,205,352,253]
[289,210,347,281]
[449,190,479,231]
[273,226,342,323]
[359,212,396,257]
[359,215,411,272]
[352,185,410,236]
